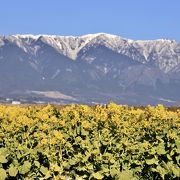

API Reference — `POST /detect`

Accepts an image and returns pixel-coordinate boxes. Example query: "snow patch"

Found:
[1,33,179,73]
[51,69,61,79]
[66,68,72,72]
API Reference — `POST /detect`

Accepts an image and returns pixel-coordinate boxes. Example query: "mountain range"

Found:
[0,33,179,105]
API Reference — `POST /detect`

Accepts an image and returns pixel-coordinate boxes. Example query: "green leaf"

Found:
[171,165,180,177]
[175,155,180,165]
[19,161,31,174]
[92,149,100,155]
[156,148,166,155]
[0,155,7,164]
[53,164,61,172]
[175,139,180,147]
[75,175,84,180]
[156,165,168,179]
[133,166,142,173]
[167,154,172,160]
[16,153,21,160]
[76,166,87,171]
[146,158,158,165]
[40,166,49,175]
[102,166,109,173]
[93,172,104,179]
[0,168,7,180]
[34,161,40,168]
[44,171,52,179]
[62,161,70,170]
[110,168,119,177]
[69,158,77,165]
[81,128,89,136]
[175,140,180,153]
[82,155,90,163]
[109,158,116,164]
[87,164,94,170]
[118,170,137,180]
[149,147,156,155]
[0,148,8,156]
[156,143,166,155]
[8,166,18,177]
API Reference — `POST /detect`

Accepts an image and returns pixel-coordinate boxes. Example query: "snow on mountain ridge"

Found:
[0,33,179,72]
[15,33,121,60]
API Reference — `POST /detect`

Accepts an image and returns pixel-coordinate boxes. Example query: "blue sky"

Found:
[0,0,179,40]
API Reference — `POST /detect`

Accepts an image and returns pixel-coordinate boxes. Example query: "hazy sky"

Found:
[0,0,179,40]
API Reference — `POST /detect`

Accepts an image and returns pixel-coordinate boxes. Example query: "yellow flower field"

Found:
[0,103,179,179]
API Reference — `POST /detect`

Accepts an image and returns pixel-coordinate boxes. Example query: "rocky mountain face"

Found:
[0,33,179,105]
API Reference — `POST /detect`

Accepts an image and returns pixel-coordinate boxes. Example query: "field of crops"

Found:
[0,103,179,179]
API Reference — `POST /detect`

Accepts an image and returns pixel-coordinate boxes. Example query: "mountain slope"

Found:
[0,33,179,105]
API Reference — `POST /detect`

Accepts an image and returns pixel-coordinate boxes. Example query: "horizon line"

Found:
[0,32,178,42]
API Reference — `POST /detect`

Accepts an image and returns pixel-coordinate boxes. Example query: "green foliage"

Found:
[19,161,31,175]
[0,168,7,180]
[0,103,179,179]
[8,166,18,177]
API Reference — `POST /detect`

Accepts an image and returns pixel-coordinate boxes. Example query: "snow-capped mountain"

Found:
[0,33,179,105]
